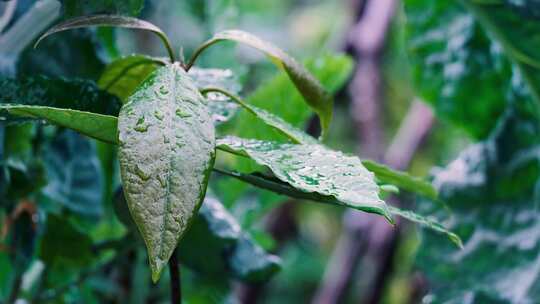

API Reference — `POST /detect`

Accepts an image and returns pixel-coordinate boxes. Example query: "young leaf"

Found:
[362,160,438,200]
[118,63,215,282]
[200,87,319,145]
[0,105,118,144]
[216,136,392,222]
[387,206,462,248]
[98,55,166,102]
[188,30,333,137]
[36,15,175,62]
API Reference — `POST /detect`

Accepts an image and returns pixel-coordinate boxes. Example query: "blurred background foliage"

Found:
[1,0,539,303]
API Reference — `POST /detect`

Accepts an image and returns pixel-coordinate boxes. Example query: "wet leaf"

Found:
[190,30,333,137]
[118,63,215,282]
[214,168,459,245]
[216,136,391,221]
[61,0,145,18]
[417,103,540,303]
[179,195,280,282]
[0,105,118,144]
[98,55,166,102]
[36,15,174,61]
[42,131,103,216]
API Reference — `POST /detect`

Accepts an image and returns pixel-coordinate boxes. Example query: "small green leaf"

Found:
[362,160,438,200]
[200,88,318,145]
[216,136,391,221]
[36,15,175,62]
[388,206,462,248]
[118,63,215,282]
[189,30,333,137]
[0,105,118,144]
[98,55,166,102]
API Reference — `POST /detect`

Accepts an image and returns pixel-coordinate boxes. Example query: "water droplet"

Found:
[157,174,167,188]
[135,165,151,181]
[159,85,169,95]
[134,116,149,132]
[176,108,192,118]
[154,111,164,121]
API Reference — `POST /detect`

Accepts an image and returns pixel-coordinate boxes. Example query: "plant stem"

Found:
[169,249,181,304]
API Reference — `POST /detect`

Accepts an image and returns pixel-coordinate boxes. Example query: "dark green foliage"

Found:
[42,131,104,217]
[61,0,145,18]
[18,29,105,79]
[0,76,121,118]
[417,102,540,303]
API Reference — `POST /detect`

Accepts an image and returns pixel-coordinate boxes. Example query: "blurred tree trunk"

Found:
[312,1,434,303]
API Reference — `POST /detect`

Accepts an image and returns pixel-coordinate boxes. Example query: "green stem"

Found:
[185,38,221,71]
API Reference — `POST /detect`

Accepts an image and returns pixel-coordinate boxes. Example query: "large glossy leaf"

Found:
[61,0,144,17]
[36,15,175,61]
[42,131,103,216]
[405,0,512,139]
[189,30,333,137]
[216,136,391,221]
[118,63,215,282]
[460,0,540,103]
[0,105,118,144]
[417,102,540,303]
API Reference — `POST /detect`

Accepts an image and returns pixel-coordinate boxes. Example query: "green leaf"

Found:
[61,0,145,17]
[216,136,391,221]
[417,103,540,303]
[98,55,166,102]
[405,0,540,139]
[214,168,459,246]
[42,131,104,216]
[39,215,93,269]
[362,160,438,200]
[189,30,333,137]
[388,206,461,248]
[0,105,118,144]
[460,0,540,104]
[36,15,175,62]
[118,63,216,282]
[204,88,437,200]
[179,195,280,282]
